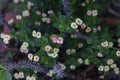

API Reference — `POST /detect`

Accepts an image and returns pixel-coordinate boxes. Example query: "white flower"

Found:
[32,30,37,37]
[78,43,83,48]
[114,68,119,74]
[16,15,22,20]
[75,18,83,25]
[42,13,47,17]
[110,63,117,68]
[35,21,41,26]
[93,28,97,32]
[20,48,29,53]
[66,49,71,55]
[53,48,59,53]
[48,10,54,14]
[107,59,114,65]
[19,72,24,78]
[92,10,98,16]
[14,0,20,3]
[8,18,14,25]
[31,76,36,80]
[70,65,76,70]
[51,53,58,58]
[5,34,11,40]
[47,70,54,77]
[78,58,83,64]
[118,38,120,43]
[71,22,78,29]
[36,32,41,38]
[22,10,30,17]
[47,53,52,57]
[45,45,52,52]
[81,23,86,29]
[14,73,19,79]
[27,1,34,10]
[3,38,9,44]
[28,53,33,60]
[104,66,110,72]
[33,55,40,62]
[97,52,103,57]
[87,10,92,16]
[23,42,29,48]
[116,51,120,57]
[36,10,41,15]
[0,33,5,39]
[98,66,104,71]
[71,49,76,54]
[97,26,102,31]
[60,64,66,70]
[42,18,47,22]
[26,76,31,80]
[85,27,92,33]
[108,42,113,48]
[34,70,37,73]
[101,41,108,47]
[21,0,24,2]
[85,59,90,65]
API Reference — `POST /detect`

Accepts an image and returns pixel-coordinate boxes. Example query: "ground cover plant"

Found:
[0,0,120,80]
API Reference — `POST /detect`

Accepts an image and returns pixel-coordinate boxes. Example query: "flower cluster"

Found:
[32,30,41,38]
[26,75,36,80]
[71,18,83,29]
[1,0,120,80]
[20,42,29,53]
[0,33,11,44]
[45,45,59,58]
[28,53,40,62]
[14,72,24,79]
[98,59,119,74]
[101,41,113,48]
[87,9,98,16]
[50,34,64,44]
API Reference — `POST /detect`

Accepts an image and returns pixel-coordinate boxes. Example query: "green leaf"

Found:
[0,70,7,80]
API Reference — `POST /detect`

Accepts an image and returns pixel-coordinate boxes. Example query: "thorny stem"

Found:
[2,59,48,74]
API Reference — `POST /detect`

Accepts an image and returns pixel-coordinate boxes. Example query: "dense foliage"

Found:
[0,0,120,80]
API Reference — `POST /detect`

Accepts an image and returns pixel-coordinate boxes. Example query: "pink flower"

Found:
[87,10,92,16]
[57,37,64,44]
[46,18,51,24]
[52,37,58,43]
